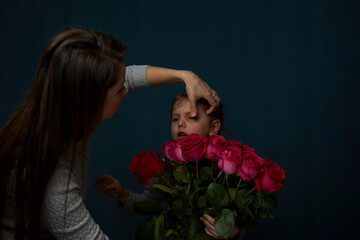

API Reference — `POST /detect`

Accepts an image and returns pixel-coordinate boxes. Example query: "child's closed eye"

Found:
[188,116,198,120]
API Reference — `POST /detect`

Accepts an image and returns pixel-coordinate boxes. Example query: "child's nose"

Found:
[178,119,185,128]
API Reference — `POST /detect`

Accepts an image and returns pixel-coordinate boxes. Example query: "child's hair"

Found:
[170,91,225,135]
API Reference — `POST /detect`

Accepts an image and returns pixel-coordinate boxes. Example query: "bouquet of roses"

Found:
[129,134,285,240]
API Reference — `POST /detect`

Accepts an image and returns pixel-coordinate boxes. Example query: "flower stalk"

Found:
[195,160,199,179]
[160,174,175,190]
[246,186,257,197]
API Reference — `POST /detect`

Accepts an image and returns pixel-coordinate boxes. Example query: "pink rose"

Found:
[161,140,185,162]
[129,150,166,185]
[254,158,285,192]
[224,139,255,152]
[217,147,242,174]
[161,140,176,160]
[178,134,207,161]
[173,143,186,162]
[206,134,225,160]
[237,150,264,181]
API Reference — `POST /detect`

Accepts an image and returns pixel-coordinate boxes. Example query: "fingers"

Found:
[206,88,220,114]
[188,86,220,116]
[95,174,115,192]
[188,98,198,117]
[202,81,220,114]
[183,71,220,116]
[200,214,223,239]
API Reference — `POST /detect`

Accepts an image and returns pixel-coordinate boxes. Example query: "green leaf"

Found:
[255,191,277,208]
[171,199,182,218]
[188,218,202,239]
[234,190,247,207]
[165,229,179,237]
[243,205,255,218]
[197,195,207,209]
[200,166,212,181]
[135,216,156,240]
[152,183,179,198]
[154,214,164,240]
[214,209,235,238]
[194,178,202,189]
[204,207,218,217]
[227,188,236,202]
[207,183,229,211]
[234,190,254,208]
[174,165,191,183]
[190,187,207,208]
[257,208,276,219]
[132,201,163,215]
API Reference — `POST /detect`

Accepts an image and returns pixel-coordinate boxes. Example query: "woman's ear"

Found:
[209,119,221,135]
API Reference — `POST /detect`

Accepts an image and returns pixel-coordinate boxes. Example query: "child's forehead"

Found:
[172,98,207,114]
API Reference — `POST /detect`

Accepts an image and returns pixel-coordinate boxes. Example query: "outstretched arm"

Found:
[95,173,165,215]
[95,174,130,204]
[125,65,220,117]
[146,66,220,116]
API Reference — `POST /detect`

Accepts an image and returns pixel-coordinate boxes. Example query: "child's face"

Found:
[171,98,213,140]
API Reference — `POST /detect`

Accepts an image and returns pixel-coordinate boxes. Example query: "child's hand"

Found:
[95,174,129,203]
[200,214,240,239]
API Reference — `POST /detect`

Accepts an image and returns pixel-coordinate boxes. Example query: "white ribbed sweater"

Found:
[1,65,148,239]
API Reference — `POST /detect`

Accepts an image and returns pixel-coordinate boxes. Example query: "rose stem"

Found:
[222,174,226,186]
[235,178,243,192]
[159,174,175,190]
[210,161,214,181]
[245,186,257,197]
[196,160,199,179]
[180,200,188,227]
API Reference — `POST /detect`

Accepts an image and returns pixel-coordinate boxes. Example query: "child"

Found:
[95,91,243,239]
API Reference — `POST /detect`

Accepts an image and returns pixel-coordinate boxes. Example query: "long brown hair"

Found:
[0,26,127,239]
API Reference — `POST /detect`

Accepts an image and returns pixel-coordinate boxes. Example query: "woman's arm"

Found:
[146,66,219,116]
[125,65,220,117]
[43,168,109,239]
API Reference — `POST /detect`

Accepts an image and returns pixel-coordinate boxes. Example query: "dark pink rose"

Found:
[224,139,255,152]
[178,134,207,161]
[173,143,186,162]
[254,158,285,192]
[217,147,242,174]
[129,150,166,185]
[237,150,264,181]
[161,140,186,162]
[161,140,176,160]
[206,134,225,160]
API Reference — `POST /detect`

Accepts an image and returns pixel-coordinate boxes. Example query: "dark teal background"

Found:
[1,0,359,239]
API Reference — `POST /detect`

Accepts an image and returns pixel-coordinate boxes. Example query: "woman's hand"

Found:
[146,67,220,116]
[95,174,130,204]
[181,70,220,116]
[200,214,240,239]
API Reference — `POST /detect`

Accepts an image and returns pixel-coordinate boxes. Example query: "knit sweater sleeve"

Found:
[42,154,108,239]
[124,65,149,93]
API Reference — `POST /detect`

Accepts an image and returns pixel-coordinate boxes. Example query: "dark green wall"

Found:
[1,0,359,239]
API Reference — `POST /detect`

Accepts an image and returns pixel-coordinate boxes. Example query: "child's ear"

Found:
[210,119,221,135]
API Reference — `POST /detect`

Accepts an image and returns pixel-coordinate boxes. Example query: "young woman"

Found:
[0,26,219,240]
